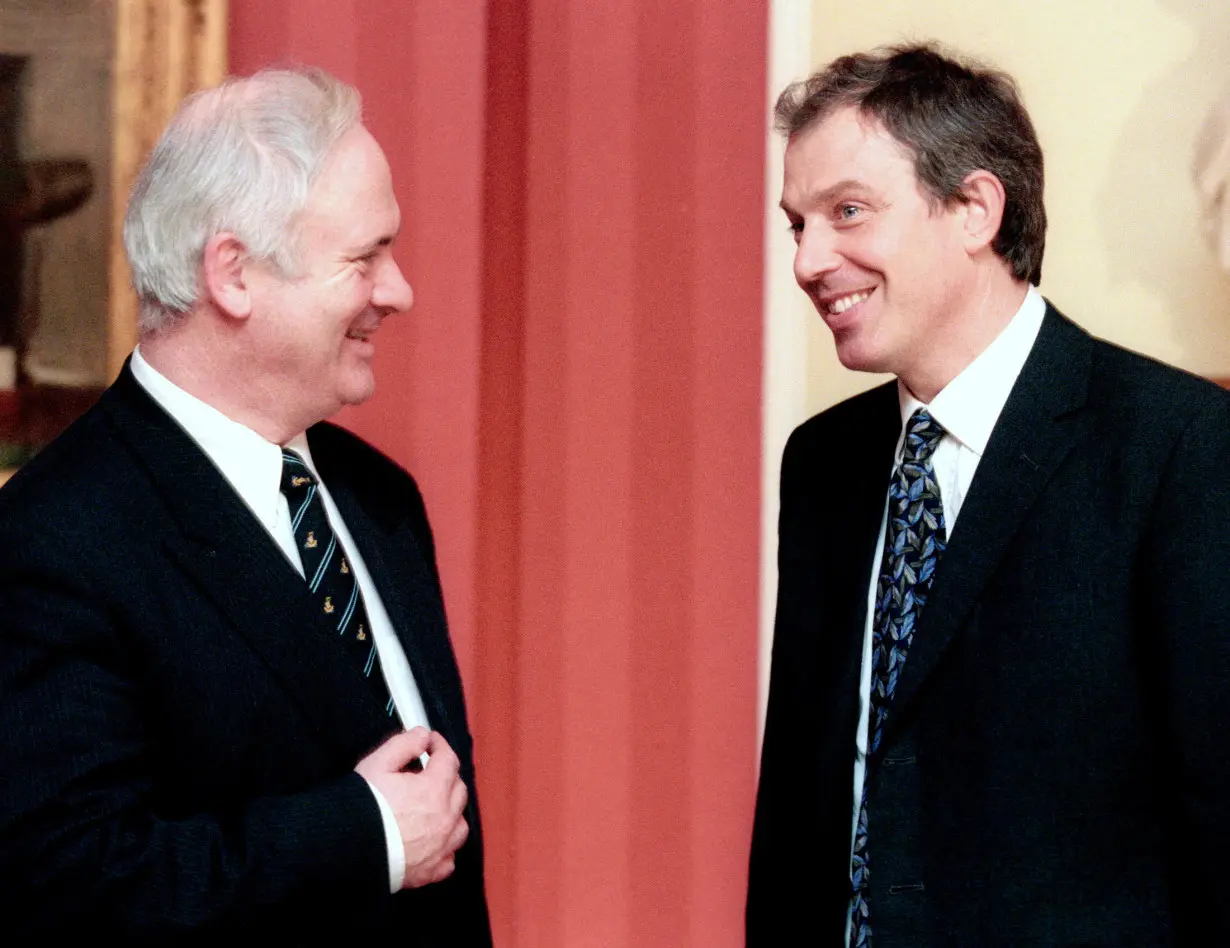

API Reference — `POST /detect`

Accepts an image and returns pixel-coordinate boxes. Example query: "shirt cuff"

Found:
[361,775,405,893]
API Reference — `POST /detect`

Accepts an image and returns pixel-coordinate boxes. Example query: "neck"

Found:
[140,316,303,445]
[900,272,1030,403]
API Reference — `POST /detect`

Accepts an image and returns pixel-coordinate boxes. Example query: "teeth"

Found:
[828,291,870,314]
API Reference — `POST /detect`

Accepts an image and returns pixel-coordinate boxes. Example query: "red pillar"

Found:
[231,2,764,943]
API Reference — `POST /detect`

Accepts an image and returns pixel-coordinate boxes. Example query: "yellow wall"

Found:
[784,0,1230,414]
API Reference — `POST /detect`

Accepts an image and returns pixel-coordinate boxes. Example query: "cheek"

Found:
[841,229,895,277]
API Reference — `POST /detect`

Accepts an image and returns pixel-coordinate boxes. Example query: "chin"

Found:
[340,385,377,409]
[832,323,901,376]
[333,369,377,410]
[833,342,888,375]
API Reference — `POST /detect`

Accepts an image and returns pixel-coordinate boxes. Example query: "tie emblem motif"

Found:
[850,409,948,947]
[279,450,395,717]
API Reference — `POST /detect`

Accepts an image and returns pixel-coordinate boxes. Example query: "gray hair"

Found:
[123,67,362,333]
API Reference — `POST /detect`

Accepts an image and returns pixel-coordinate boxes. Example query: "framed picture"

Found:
[0,0,227,483]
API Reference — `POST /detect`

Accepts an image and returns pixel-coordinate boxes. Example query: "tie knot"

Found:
[279,450,317,496]
[902,409,945,465]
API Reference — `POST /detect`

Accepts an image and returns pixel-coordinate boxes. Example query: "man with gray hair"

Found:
[0,68,492,944]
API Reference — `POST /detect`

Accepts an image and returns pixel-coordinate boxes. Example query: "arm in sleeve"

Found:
[1143,391,1230,941]
[363,777,406,892]
[0,536,390,938]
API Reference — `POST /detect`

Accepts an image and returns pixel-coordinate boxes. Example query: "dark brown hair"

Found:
[776,43,1046,285]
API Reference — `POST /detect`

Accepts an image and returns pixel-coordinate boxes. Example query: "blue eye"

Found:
[839,204,861,220]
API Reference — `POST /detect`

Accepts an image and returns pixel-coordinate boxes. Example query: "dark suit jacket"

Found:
[0,365,492,945]
[748,305,1230,947]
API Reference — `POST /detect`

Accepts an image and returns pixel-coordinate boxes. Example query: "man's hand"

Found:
[355,727,469,889]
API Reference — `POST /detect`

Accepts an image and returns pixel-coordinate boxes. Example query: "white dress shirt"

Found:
[130,346,427,892]
[846,286,1047,941]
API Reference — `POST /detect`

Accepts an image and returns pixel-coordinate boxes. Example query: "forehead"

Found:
[301,125,400,243]
[781,107,920,206]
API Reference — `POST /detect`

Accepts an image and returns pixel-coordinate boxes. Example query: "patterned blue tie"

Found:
[280,450,395,717]
[850,409,948,946]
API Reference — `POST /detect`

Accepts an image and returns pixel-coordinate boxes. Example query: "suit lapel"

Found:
[102,367,396,758]
[882,307,1094,744]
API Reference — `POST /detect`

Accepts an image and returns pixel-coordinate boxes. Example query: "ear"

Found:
[956,169,1007,256]
[200,232,253,321]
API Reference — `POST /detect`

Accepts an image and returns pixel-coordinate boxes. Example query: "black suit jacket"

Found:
[0,366,492,945]
[748,305,1230,946]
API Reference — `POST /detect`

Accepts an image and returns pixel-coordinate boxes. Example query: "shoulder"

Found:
[308,422,415,487]
[0,394,134,541]
[1038,300,1224,408]
[1073,318,1230,436]
[784,380,898,464]
[307,422,436,546]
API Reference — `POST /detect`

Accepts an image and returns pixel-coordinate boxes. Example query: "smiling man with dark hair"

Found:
[749,43,1230,947]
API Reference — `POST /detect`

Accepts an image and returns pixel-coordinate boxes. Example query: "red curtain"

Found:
[231,3,765,943]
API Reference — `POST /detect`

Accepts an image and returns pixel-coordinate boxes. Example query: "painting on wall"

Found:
[0,0,226,478]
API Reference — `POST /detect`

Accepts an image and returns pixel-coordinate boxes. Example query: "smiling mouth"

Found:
[345,328,376,341]
[825,290,871,315]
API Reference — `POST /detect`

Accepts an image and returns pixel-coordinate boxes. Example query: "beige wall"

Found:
[776,0,1230,415]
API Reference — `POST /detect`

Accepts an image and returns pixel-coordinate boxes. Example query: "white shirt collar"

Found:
[129,346,315,530]
[897,285,1047,457]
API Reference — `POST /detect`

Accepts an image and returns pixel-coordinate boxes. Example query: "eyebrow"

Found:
[780,179,877,213]
[353,233,398,256]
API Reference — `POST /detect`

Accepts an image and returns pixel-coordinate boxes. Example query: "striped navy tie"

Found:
[280,450,395,717]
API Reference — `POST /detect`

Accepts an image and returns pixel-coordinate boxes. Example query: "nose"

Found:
[373,255,414,313]
[792,223,842,287]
